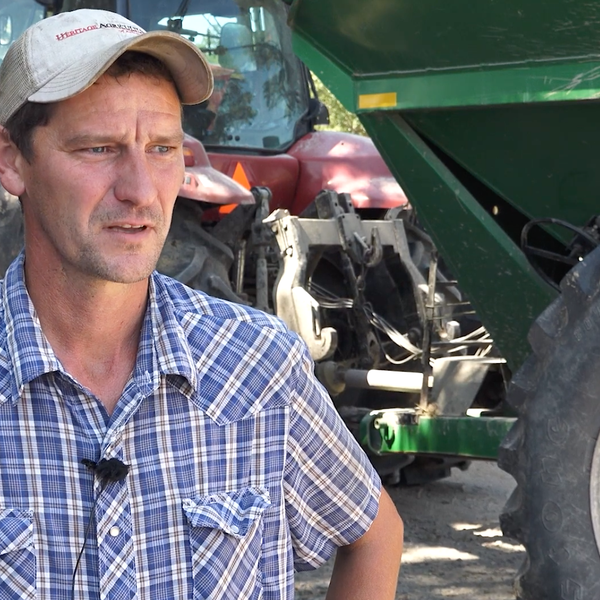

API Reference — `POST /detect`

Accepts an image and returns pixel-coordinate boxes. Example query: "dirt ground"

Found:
[294,461,525,599]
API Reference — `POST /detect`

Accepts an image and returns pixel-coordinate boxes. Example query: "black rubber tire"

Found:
[498,245,600,599]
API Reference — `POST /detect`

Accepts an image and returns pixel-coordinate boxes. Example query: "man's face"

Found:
[14,71,185,285]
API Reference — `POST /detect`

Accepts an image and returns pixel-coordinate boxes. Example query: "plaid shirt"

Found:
[0,254,380,600]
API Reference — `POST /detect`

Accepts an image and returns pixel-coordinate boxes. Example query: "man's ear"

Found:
[0,127,26,197]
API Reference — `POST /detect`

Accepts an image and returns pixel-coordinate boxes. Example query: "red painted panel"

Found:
[287,131,408,214]
[208,152,300,212]
[181,135,254,206]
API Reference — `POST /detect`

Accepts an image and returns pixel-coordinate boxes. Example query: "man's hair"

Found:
[4,51,177,162]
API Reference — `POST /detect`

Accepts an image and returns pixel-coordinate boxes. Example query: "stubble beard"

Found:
[59,206,171,285]
[77,238,165,284]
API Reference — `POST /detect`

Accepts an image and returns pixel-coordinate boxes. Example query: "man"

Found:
[0,9,403,600]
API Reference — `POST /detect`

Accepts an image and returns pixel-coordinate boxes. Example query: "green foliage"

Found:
[311,73,367,137]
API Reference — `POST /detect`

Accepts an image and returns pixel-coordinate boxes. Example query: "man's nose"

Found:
[113,150,157,206]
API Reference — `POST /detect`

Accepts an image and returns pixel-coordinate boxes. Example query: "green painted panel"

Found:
[295,25,600,112]
[406,101,600,233]
[352,61,600,111]
[289,0,600,82]
[361,112,557,368]
[291,34,355,111]
[360,411,516,460]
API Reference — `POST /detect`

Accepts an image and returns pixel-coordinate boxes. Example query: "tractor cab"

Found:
[0,0,316,152]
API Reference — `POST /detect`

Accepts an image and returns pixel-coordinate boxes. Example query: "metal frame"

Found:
[266,191,427,361]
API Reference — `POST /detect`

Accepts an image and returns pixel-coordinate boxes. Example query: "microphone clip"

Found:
[81,458,130,486]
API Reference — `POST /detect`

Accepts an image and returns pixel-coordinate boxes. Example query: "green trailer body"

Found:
[283,0,600,369]
[283,2,600,597]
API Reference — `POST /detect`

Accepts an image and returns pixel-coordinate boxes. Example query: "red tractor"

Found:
[0,0,504,484]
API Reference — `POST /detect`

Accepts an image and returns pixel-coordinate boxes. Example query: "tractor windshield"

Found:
[0,0,309,151]
[130,0,308,151]
[0,0,44,60]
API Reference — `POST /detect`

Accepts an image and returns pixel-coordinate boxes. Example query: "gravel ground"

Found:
[294,461,525,599]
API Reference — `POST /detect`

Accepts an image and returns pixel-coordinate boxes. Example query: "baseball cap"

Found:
[0,9,214,125]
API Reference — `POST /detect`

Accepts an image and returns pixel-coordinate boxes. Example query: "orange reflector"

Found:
[232,162,251,190]
[218,204,237,215]
[183,147,195,167]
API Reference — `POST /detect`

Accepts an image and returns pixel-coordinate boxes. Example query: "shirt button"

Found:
[109,526,120,537]
[230,525,239,534]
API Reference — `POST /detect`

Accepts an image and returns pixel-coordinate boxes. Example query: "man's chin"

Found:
[84,255,159,285]
[107,272,153,285]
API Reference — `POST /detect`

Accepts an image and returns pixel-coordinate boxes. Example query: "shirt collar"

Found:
[2,252,61,401]
[131,272,198,398]
[0,253,198,404]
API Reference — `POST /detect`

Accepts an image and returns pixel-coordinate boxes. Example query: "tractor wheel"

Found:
[498,246,600,599]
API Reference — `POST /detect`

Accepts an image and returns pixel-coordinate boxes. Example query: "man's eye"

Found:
[154,145,171,154]
[88,147,108,154]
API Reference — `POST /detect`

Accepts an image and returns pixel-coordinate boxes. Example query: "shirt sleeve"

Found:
[283,339,382,571]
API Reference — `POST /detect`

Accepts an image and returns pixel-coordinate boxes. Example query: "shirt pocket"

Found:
[183,487,271,600]
[0,509,36,600]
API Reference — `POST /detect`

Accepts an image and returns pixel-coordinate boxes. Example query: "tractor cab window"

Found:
[0,0,308,151]
[0,0,44,60]
[0,0,117,61]
[129,0,307,151]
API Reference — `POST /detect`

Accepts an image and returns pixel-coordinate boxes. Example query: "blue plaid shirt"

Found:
[0,254,380,600]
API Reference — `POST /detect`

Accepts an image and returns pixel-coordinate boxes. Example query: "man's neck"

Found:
[24,261,149,415]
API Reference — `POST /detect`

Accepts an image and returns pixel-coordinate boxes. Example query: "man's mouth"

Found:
[109,224,147,231]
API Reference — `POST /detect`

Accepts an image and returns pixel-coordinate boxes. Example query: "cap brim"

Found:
[28,30,213,105]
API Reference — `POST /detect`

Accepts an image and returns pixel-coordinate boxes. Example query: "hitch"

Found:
[359,409,515,461]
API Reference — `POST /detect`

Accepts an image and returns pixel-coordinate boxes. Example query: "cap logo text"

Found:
[56,22,144,41]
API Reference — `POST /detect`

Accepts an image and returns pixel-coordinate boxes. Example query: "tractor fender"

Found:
[180,135,253,206]
[287,130,408,215]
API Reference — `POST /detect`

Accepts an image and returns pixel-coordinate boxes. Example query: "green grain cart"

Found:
[285,1,600,598]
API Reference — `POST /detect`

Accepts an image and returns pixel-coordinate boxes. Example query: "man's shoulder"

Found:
[153,273,306,425]
[152,273,304,375]
[154,272,292,335]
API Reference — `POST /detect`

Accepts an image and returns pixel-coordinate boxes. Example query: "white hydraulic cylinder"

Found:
[344,369,433,393]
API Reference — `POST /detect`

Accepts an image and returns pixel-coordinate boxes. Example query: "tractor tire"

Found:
[498,246,600,600]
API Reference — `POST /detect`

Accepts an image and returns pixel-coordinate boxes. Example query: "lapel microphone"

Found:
[71,458,131,600]
[81,458,130,485]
